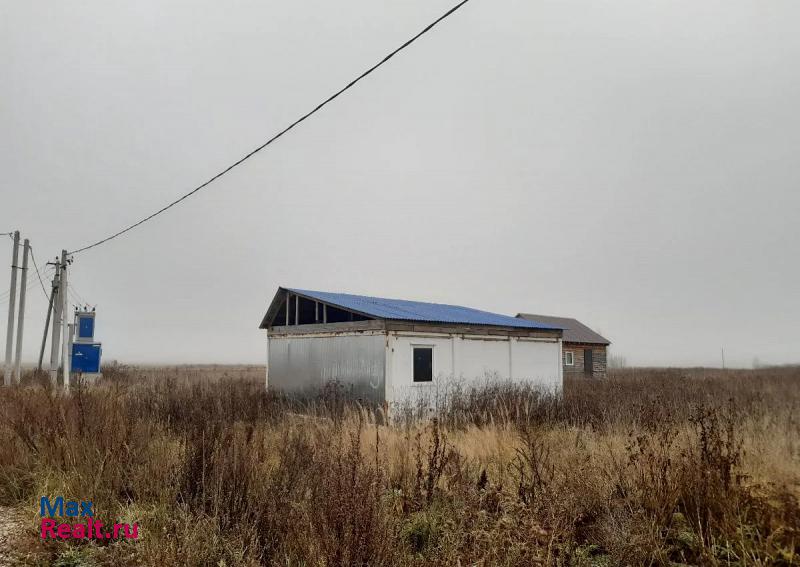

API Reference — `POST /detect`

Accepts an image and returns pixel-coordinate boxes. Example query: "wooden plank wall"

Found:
[562,344,607,378]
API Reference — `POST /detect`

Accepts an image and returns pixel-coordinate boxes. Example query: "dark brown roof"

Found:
[516,314,610,345]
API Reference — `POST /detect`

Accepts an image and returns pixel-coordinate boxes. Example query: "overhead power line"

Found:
[69,0,472,255]
[28,246,50,301]
[1,238,52,302]
[0,263,52,297]
[68,283,88,307]
[0,266,52,305]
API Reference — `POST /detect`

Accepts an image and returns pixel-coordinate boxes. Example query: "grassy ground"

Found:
[0,365,798,566]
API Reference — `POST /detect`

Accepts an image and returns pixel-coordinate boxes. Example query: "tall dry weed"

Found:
[0,365,797,565]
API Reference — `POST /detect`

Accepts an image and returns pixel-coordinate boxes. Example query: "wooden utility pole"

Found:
[13,239,29,383]
[4,231,20,386]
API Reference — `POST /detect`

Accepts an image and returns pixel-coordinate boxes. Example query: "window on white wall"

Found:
[565,351,574,366]
[413,347,433,382]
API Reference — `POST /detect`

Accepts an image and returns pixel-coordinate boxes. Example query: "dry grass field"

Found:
[0,365,798,566]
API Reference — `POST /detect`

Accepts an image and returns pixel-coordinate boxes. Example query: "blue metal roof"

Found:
[286,288,561,330]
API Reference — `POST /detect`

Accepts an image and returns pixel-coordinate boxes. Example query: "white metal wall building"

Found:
[260,288,564,407]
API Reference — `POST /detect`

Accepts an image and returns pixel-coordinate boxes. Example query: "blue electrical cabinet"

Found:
[77,313,95,340]
[72,309,101,376]
[72,343,102,373]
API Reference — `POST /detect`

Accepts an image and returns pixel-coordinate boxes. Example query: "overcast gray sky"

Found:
[2,0,799,367]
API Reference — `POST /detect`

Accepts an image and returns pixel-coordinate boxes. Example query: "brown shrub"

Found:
[0,365,797,565]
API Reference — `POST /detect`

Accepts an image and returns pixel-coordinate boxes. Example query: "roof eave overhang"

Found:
[563,340,612,346]
[259,287,289,329]
[382,320,563,336]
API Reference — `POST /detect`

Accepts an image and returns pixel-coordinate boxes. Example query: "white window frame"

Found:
[564,351,574,366]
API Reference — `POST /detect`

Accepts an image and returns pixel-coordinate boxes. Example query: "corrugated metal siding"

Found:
[268,333,385,403]
[287,288,560,330]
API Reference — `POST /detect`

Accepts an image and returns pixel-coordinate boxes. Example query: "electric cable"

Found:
[68,0,472,255]
[0,267,53,305]
[28,245,51,301]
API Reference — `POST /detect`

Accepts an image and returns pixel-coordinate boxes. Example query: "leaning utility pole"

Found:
[60,250,70,393]
[38,268,57,371]
[49,253,64,386]
[4,230,20,386]
[13,239,29,383]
